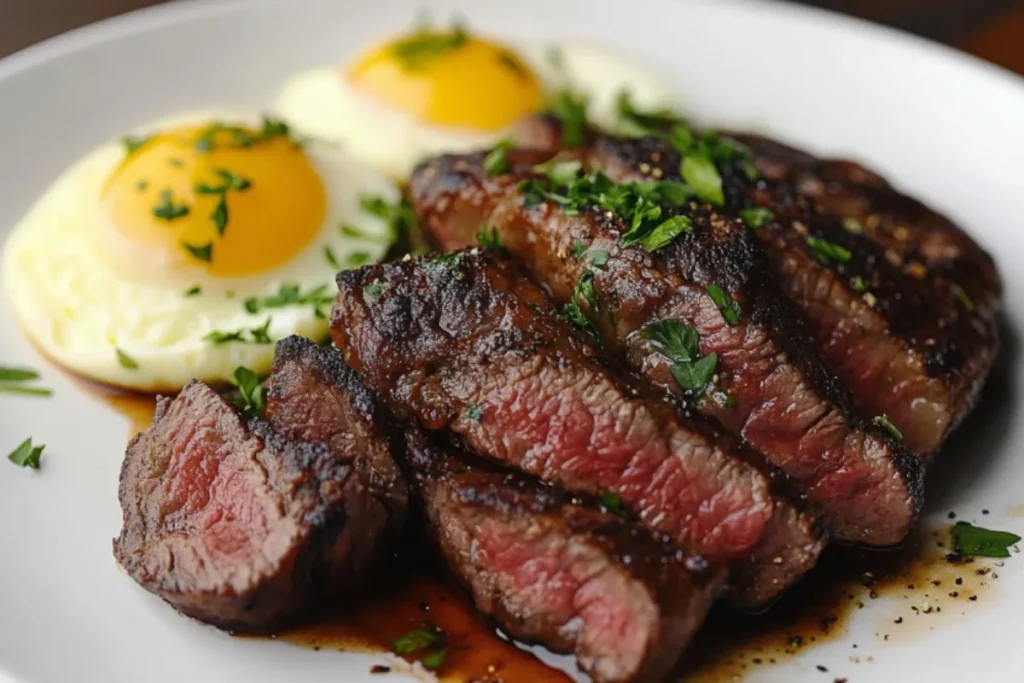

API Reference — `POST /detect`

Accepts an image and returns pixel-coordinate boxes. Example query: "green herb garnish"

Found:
[210,195,228,236]
[363,280,385,305]
[544,88,589,148]
[7,438,44,469]
[204,317,273,345]
[121,135,151,155]
[476,226,503,251]
[0,367,39,382]
[843,217,864,234]
[228,366,265,420]
[392,24,468,69]
[587,249,610,268]
[570,239,589,260]
[806,236,852,266]
[681,154,724,206]
[324,246,340,269]
[616,90,683,137]
[243,283,333,317]
[347,251,371,267]
[0,366,52,398]
[641,319,718,395]
[393,628,443,654]
[497,50,526,76]
[740,207,774,229]
[116,349,139,370]
[465,405,482,421]
[851,275,867,293]
[153,189,189,221]
[562,300,598,338]
[422,649,447,670]
[950,283,975,311]
[359,194,416,246]
[951,522,1021,558]
[872,414,903,441]
[182,241,213,263]
[195,168,252,194]
[484,139,514,176]
[707,284,741,325]
[637,215,692,252]
[599,491,627,517]
[184,285,202,297]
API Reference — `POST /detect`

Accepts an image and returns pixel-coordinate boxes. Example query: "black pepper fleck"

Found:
[817,664,829,672]
[370,665,391,674]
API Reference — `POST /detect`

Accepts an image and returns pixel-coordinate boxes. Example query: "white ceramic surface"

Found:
[1,1,1023,681]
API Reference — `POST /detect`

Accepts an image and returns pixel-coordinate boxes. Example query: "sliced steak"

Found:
[592,132,1000,457]
[114,344,407,631]
[332,250,824,605]
[263,335,408,584]
[513,113,1000,456]
[404,429,725,683]
[409,152,922,546]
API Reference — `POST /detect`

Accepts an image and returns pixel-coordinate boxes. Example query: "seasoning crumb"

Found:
[983,509,990,515]
[835,679,849,683]
[817,664,829,672]
[894,617,903,624]
[948,511,957,519]
[955,577,963,585]
[370,665,391,675]
[969,595,978,602]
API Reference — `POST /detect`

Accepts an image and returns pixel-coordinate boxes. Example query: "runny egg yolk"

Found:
[101,123,325,278]
[348,31,544,132]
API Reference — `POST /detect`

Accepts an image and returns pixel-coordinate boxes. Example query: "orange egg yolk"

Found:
[102,123,325,278]
[348,30,544,131]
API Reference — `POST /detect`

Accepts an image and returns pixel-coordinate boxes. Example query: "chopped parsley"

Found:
[483,138,514,176]
[806,235,852,266]
[465,405,483,421]
[681,154,724,206]
[204,317,273,345]
[184,285,202,297]
[599,491,627,517]
[586,249,610,268]
[7,438,44,469]
[570,239,589,260]
[707,284,742,325]
[392,24,467,69]
[182,241,213,263]
[476,226,503,251]
[347,251,371,267]
[228,366,265,420]
[562,300,598,338]
[428,251,463,271]
[740,207,774,229]
[363,280,385,305]
[641,319,718,395]
[121,135,151,155]
[211,195,228,236]
[544,87,589,148]
[951,522,1021,559]
[636,215,692,252]
[340,224,369,239]
[324,246,340,269]
[497,50,526,76]
[616,90,683,137]
[393,624,447,670]
[243,283,333,318]
[153,189,189,221]
[359,194,417,246]
[195,168,252,194]
[0,366,51,398]
[872,414,903,441]
[851,275,867,293]
[116,349,139,370]
[519,165,692,253]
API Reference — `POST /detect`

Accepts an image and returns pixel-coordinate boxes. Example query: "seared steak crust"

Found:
[331,250,823,605]
[409,151,922,546]
[404,429,726,683]
[264,336,409,586]
[114,382,357,631]
[593,132,999,456]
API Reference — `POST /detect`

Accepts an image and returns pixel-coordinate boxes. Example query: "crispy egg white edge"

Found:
[1,111,397,392]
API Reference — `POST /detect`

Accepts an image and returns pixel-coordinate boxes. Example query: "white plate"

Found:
[1,1,1023,682]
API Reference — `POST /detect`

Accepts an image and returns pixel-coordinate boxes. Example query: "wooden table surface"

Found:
[1,0,1023,75]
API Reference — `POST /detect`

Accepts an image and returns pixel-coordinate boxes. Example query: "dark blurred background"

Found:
[0,0,1022,74]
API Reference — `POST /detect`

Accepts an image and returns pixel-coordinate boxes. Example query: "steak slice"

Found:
[332,250,824,606]
[403,429,726,683]
[263,335,408,584]
[592,132,1000,457]
[409,151,923,546]
[114,343,407,631]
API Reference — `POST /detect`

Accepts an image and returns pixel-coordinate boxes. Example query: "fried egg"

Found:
[275,24,678,178]
[2,112,396,392]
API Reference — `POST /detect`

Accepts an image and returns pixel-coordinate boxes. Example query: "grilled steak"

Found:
[332,250,824,605]
[514,113,1000,456]
[404,429,726,683]
[114,343,407,631]
[409,150,923,546]
[263,336,408,582]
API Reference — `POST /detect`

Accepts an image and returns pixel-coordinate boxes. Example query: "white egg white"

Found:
[2,112,397,392]
[274,42,679,179]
